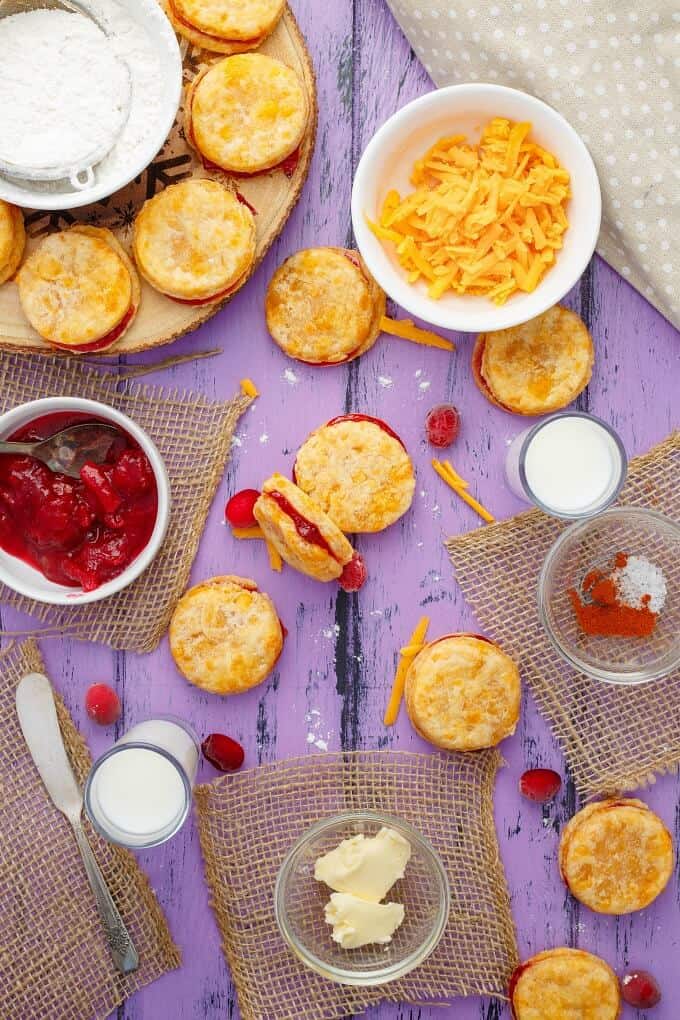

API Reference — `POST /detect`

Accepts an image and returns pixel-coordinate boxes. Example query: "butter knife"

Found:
[16,672,139,974]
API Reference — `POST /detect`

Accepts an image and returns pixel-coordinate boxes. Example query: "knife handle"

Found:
[71,818,140,974]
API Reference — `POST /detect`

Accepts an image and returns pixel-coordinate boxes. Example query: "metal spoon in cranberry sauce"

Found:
[0,423,120,479]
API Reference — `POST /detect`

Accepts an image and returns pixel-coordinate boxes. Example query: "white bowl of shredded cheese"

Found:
[351,83,601,334]
[0,0,182,210]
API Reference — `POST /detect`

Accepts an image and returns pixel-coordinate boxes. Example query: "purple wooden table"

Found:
[14,3,679,1017]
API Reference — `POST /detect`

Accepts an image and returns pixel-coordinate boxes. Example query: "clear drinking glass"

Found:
[84,716,200,849]
[505,411,627,520]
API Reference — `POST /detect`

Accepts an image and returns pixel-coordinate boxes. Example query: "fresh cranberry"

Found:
[425,404,460,448]
[202,733,245,772]
[519,768,562,803]
[621,970,661,1008]
[225,488,260,528]
[80,462,122,514]
[85,683,121,725]
[338,552,367,592]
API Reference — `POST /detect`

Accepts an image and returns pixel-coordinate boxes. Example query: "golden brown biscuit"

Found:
[404,633,520,751]
[169,575,284,695]
[17,226,139,353]
[186,53,308,174]
[265,247,385,365]
[510,947,621,1020]
[165,0,285,54]
[0,200,25,286]
[559,798,673,915]
[133,179,255,303]
[293,414,415,533]
[253,474,354,582]
[473,306,594,415]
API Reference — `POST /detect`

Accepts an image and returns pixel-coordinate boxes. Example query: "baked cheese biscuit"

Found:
[473,306,594,415]
[510,947,621,1020]
[0,200,25,286]
[133,179,255,304]
[293,414,415,532]
[169,575,284,695]
[265,248,385,364]
[165,0,285,54]
[253,474,354,582]
[186,53,308,174]
[405,633,520,751]
[17,226,139,353]
[559,798,673,915]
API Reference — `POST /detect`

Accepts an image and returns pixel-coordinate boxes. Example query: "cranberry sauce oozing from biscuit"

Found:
[325,414,406,450]
[0,411,157,591]
[266,490,338,560]
[53,303,136,353]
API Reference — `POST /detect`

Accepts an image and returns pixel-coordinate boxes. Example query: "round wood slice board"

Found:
[0,6,317,356]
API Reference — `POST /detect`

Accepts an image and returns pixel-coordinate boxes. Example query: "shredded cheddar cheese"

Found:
[384,616,430,726]
[443,459,469,490]
[379,315,455,352]
[231,525,265,539]
[266,540,283,572]
[369,119,570,305]
[240,378,259,398]
[432,459,495,524]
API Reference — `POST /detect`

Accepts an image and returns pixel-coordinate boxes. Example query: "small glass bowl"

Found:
[274,812,450,986]
[538,506,680,684]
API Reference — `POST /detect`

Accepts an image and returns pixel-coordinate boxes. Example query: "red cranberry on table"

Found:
[225,488,260,528]
[202,733,245,772]
[425,404,460,448]
[621,970,661,1008]
[85,683,121,725]
[519,768,562,803]
[338,552,367,592]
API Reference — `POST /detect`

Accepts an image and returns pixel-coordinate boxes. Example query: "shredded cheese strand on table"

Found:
[369,118,570,306]
[443,459,468,490]
[266,540,283,572]
[231,525,264,540]
[240,378,259,398]
[432,459,495,524]
[379,315,455,351]
[384,616,430,726]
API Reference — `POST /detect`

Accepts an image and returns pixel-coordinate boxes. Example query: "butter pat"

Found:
[314,826,411,902]
[324,893,405,949]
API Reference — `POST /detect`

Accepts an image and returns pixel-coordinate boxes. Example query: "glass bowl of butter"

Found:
[274,811,450,986]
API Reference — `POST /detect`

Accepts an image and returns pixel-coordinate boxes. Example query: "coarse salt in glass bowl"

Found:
[538,507,680,685]
[274,811,450,986]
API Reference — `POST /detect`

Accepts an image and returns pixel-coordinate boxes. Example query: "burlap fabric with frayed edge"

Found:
[447,432,679,801]
[196,750,519,1020]
[0,352,251,651]
[0,639,180,1019]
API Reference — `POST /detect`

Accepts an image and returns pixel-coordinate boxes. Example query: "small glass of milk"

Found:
[505,412,627,520]
[85,716,200,849]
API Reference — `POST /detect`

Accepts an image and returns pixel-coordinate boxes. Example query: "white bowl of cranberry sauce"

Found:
[0,398,170,605]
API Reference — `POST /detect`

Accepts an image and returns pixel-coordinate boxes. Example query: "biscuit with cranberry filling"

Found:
[510,947,621,1020]
[165,0,285,54]
[0,200,25,286]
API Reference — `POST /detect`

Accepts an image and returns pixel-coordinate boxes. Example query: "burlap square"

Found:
[195,750,519,1020]
[0,351,251,651]
[0,639,180,1019]
[447,432,680,800]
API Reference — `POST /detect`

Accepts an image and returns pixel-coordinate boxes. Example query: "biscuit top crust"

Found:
[559,798,673,915]
[172,0,284,40]
[477,305,594,415]
[0,200,18,266]
[169,575,284,695]
[511,948,621,1020]
[405,634,520,751]
[265,248,375,363]
[17,227,132,346]
[133,179,255,299]
[293,415,415,533]
[190,53,307,173]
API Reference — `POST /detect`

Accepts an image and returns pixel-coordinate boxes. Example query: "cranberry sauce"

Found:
[267,490,338,560]
[0,411,158,591]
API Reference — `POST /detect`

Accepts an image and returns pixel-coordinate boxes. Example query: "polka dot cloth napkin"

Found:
[385,0,680,329]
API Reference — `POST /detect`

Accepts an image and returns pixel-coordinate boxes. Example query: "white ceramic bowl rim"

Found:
[0,397,170,606]
[351,82,602,333]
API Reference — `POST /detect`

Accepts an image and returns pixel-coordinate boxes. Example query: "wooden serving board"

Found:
[0,6,317,356]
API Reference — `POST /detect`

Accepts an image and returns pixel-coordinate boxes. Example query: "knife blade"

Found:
[16,671,139,974]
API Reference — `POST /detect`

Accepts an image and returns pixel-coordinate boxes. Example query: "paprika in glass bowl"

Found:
[538,507,680,684]
[0,397,170,605]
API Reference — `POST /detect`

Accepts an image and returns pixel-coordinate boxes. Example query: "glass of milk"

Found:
[505,411,627,520]
[84,716,200,849]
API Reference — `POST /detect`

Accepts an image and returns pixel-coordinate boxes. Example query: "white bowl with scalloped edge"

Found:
[351,83,601,334]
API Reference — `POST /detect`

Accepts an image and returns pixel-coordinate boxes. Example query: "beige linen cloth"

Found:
[384,0,679,329]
